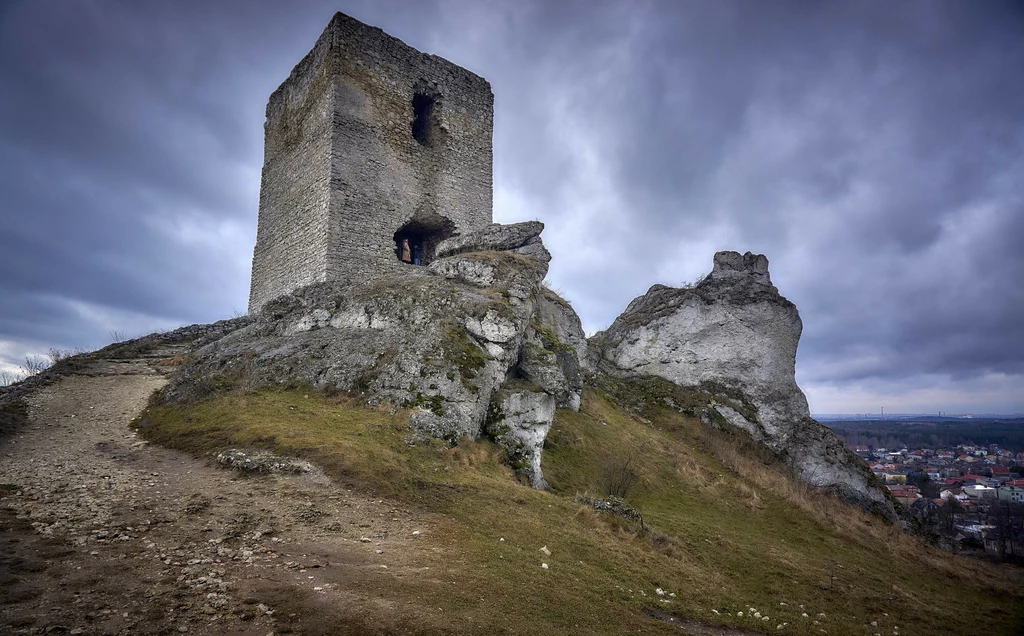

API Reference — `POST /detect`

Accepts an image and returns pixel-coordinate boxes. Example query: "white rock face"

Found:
[516,290,586,411]
[486,389,557,489]
[465,310,520,344]
[598,286,805,427]
[427,254,497,287]
[535,290,589,374]
[592,251,906,524]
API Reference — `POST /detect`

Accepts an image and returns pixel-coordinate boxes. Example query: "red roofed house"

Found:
[887,484,922,506]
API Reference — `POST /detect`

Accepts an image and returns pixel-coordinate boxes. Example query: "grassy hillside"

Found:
[137,383,1024,635]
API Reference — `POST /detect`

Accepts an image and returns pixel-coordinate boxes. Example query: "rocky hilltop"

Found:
[589,251,905,524]
[155,229,904,524]
[164,222,583,489]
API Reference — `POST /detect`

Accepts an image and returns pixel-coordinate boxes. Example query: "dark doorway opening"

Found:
[394,214,456,266]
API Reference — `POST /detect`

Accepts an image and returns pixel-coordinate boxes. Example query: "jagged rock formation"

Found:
[589,251,907,524]
[166,222,583,488]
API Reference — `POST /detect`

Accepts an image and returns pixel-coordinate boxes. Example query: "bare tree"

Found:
[601,450,640,499]
[939,497,963,534]
[21,356,49,375]
[1,371,25,387]
[989,500,1024,560]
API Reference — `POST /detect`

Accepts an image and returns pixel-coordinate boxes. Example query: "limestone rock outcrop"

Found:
[164,223,582,488]
[435,221,551,263]
[590,251,906,524]
[485,384,556,489]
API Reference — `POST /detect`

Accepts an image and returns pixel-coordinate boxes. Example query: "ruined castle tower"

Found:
[248,12,494,312]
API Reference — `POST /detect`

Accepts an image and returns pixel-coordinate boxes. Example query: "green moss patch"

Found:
[442,323,486,382]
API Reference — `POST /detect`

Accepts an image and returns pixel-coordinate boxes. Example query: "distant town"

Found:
[826,416,1024,561]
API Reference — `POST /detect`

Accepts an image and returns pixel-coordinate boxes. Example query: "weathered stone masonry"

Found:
[249,11,494,313]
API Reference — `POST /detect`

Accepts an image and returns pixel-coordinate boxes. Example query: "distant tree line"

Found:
[827,420,1024,452]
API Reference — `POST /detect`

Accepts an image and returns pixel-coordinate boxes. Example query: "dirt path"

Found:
[0,352,449,635]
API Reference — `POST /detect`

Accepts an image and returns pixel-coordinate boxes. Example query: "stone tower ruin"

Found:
[248,12,494,312]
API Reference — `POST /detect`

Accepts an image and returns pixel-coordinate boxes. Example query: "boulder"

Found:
[435,221,545,259]
[705,250,771,285]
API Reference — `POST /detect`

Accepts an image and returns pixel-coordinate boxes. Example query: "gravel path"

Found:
[0,352,446,635]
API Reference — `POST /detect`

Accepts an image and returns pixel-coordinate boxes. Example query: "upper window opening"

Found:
[412,92,437,147]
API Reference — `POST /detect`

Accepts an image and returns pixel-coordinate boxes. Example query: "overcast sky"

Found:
[1,0,1022,415]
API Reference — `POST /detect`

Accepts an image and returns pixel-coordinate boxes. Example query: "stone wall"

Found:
[249,12,494,312]
[249,28,335,312]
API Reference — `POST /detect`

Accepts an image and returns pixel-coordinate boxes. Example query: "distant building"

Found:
[887,484,921,506]
[964,485,996,501]
[940,488,968,502]
[997,485,1024,503]
[984,528,1024,559]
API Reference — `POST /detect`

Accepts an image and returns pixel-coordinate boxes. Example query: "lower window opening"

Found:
[396,231,426,265]
[394,216,456,266]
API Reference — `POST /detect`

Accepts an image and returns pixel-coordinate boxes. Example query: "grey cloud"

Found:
[1,0,1021,411]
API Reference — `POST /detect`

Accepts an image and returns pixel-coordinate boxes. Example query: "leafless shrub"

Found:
[233,352,266,392]
[48,348,72,364]
[680,275,706,289]
[1,371,26,387]
[47,347,86,364]
[109,330,128,343]
[21,355,49,375]
[541,278,567,298]
[600,450,640,499]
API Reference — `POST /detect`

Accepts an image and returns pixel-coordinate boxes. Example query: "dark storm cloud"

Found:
[0,0,369,353]
[1,0,1021,411]
[459,0,1024,409]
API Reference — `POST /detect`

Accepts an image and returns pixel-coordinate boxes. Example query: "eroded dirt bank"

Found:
[0,353,450,635]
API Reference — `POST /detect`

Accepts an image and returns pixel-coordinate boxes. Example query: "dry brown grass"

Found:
[673,397,1023,592]
[137,385,1024,635]
[155,353,189,367]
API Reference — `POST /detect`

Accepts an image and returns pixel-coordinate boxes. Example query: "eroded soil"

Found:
[0,352,453,635]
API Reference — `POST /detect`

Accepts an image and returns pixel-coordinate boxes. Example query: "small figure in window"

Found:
[400,238,412,263]
[412,241,422,265]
